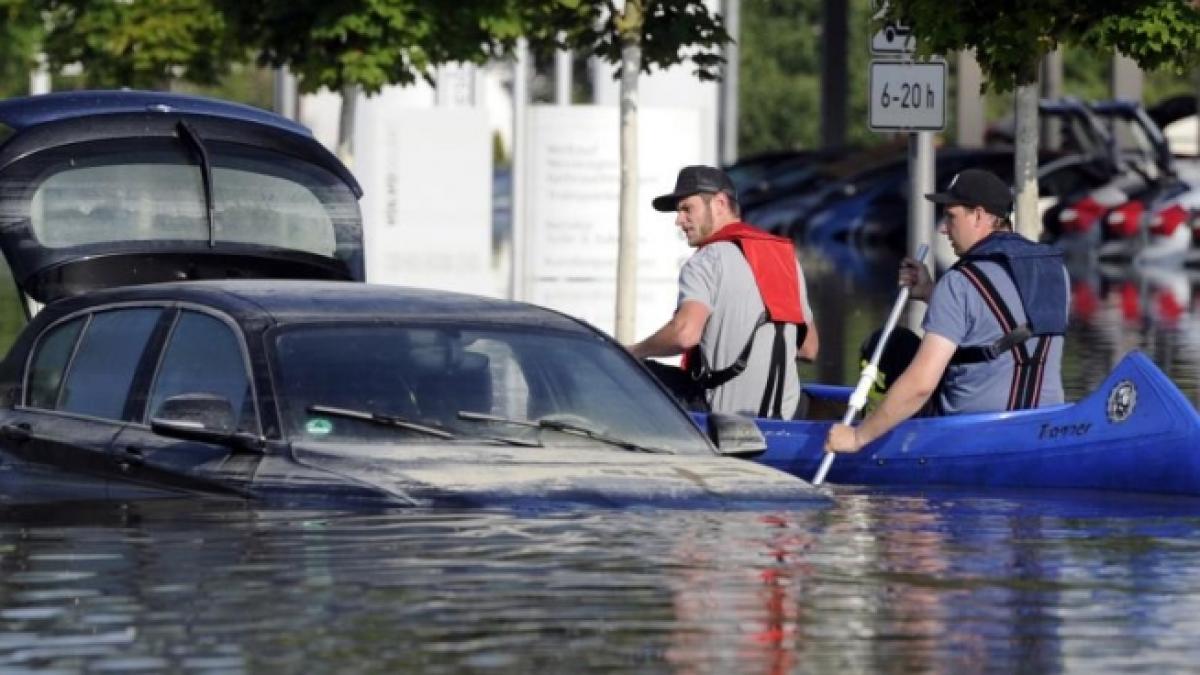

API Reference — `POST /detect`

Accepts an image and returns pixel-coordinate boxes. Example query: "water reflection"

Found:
[3,488,1200,671]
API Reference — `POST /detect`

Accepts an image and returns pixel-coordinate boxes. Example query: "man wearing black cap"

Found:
[826,168,1069,454]
[629,165,818,419]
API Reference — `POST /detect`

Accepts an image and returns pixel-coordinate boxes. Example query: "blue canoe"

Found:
[696,350,1200,496]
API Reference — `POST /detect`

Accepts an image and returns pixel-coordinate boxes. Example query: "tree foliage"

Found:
[0,0,43,97]
[215,0,728,95]
[39,0,245,89]
[738,0,873,155]
[881,0,1200,92]
[518,0,728,81]
[217,0,519,94]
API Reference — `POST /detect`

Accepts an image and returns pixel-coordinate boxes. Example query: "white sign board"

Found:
[521,106,699,339]
[355,104,494,295]
[870,23,915,55]
[868,60,946,131]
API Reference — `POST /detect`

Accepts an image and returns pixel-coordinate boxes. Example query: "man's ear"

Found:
[714,191,733,216]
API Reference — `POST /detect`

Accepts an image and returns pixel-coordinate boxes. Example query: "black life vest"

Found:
[948,232,1067,410]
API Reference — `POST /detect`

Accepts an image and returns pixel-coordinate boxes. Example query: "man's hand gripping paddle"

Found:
[811,244,929,486]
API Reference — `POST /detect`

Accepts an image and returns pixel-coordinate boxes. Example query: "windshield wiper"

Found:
[309,404,456,439]
[457,411,674,454]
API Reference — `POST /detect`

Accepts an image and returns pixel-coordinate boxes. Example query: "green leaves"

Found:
[20,0,731,98]
[0,0,43,97]
[882,0,1200,93]
[40,0,246,89]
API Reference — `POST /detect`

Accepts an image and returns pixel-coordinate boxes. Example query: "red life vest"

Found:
[697,222,806,325]
[679,223,808,418]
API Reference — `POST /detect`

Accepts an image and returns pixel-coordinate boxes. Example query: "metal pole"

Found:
[955,50,984,148]
[555,38,572,106]
[718,0,741,165]
[29,54,50,95]
[908,132,934,259]
[273,67,297,120]
[1041,50,1063,151]
[511,39,530,301]
[820,0,848,148]
[907,131,934,329]
[614,29,641,344]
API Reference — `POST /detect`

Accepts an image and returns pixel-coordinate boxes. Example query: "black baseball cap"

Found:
[925,168,1012,218]
[652,165,737,212]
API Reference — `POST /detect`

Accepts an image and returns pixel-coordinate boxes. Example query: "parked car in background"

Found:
[1041,99,1197,264]
[726,146,864,213]
[778,148,1105,251]
[0,90,825,509]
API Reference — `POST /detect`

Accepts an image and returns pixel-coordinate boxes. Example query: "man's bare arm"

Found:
[825,332,956,453]
[628,300,711,359]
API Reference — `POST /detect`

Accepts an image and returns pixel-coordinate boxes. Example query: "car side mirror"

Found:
[707,413,768,459]
[150,393,263,453]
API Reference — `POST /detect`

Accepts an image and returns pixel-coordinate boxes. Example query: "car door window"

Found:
[26,316,86,409]
[59,308,161,420]
[147,311,255,432]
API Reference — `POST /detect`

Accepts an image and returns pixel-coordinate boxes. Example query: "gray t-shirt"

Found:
[923,259,1066,414]
[678,242,813,418]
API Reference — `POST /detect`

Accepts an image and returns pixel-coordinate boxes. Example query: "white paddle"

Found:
[812,244,929,486]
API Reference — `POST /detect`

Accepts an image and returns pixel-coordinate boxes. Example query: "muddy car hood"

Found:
[285,442,828,509]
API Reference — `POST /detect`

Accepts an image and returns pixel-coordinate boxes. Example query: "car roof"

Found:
[49,279,595,333]
[0,89,311,137]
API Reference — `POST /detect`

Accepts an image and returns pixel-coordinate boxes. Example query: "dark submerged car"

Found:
[0,90,822,509]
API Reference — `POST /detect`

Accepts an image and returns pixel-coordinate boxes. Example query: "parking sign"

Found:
[868,60,946,131]
[871,22,915,55]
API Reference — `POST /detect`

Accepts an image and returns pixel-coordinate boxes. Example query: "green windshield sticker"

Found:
[305,418,334,436]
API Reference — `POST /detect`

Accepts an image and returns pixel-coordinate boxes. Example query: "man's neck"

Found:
[711,217,740,233]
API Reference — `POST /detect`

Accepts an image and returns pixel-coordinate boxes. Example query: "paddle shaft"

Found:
[812,244,928,486]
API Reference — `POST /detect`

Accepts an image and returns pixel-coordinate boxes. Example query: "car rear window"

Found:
[20,141,360,263]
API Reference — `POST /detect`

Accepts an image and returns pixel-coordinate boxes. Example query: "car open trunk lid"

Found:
[0,90,364,307]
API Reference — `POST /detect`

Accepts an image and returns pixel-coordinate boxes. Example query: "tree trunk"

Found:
[614,2,643,344]
[337,83,360,168]
[1013,83,1040,240]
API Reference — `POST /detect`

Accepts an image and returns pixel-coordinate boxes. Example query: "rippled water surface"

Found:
[4,248,1200,673]
[2,493,1200,673]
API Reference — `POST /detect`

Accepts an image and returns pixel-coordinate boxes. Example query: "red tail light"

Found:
[1120,281,1140,322]
[1071,282,1098,321]
[1150,204,1188,237]
[1156,289,1184,323]
[1059,196,1106,233]
[1106,200,1144,239]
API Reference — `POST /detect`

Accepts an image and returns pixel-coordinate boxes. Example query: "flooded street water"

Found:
[3,494,1200,672]
[2,246,1200,672]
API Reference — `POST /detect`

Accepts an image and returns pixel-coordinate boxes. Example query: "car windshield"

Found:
[271,323,714,456]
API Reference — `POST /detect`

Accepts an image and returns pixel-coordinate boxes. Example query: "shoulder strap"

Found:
[757,322,789,418]
[691,312,770,389]
[954,261,1052,410]
[690,313,804,420]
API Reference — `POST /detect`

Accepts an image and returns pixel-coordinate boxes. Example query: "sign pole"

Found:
[868,12,942,329]
[906,129,935,328]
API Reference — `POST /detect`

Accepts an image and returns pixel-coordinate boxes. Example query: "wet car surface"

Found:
[0,90,824,509]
